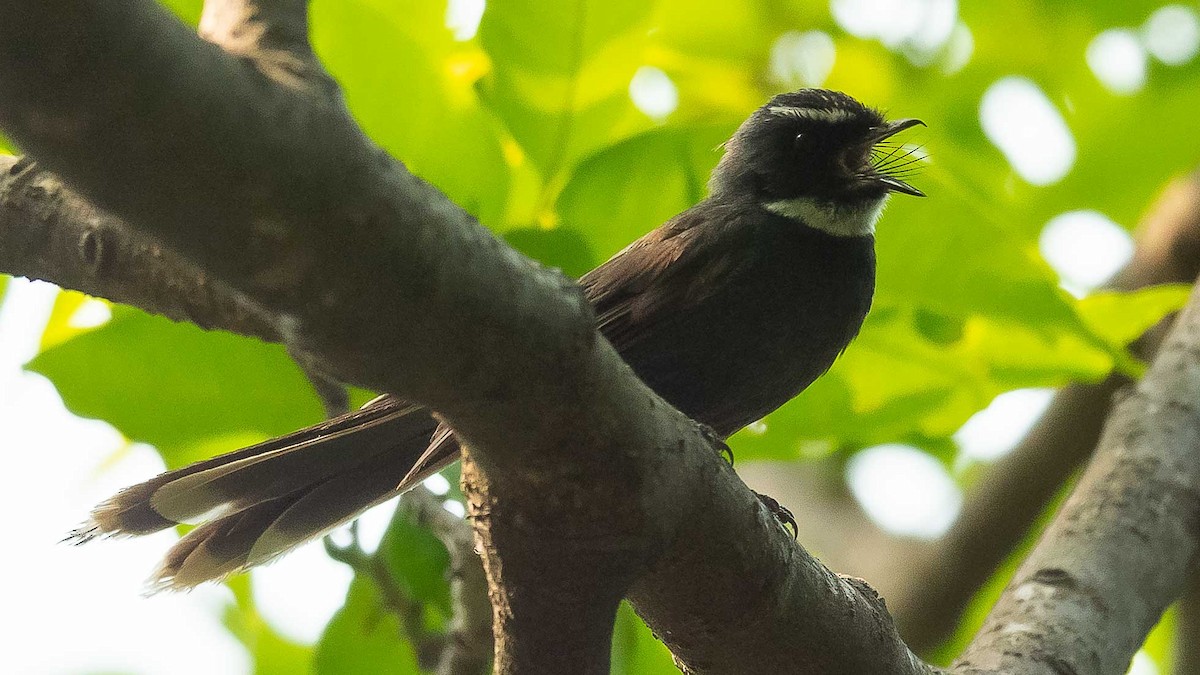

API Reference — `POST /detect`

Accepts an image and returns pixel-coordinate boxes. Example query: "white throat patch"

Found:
[763,196,887,237]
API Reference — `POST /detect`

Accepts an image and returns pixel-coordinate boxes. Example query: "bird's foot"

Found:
[754,491,797,538]
[695,422,734,466]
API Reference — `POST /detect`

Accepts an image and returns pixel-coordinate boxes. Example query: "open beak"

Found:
[870,118,926,143]
[867,118,926,197]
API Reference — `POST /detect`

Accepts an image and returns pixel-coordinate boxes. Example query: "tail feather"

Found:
[69,396,420,540]
[152,449,422,591]
[70,394,464,590]
[148,402,422,525]
[152,494,293,591]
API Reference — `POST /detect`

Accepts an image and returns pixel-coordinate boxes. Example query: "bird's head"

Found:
[711,89,925,237]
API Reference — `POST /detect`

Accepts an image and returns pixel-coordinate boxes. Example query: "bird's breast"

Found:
[628,228,875,437]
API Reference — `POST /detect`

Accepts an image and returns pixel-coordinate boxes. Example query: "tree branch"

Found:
[0,155,280,340]
[953,270,1200,674]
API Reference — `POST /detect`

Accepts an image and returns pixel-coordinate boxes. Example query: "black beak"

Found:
[875,174,926,197]
[870,118,926,143]
[866,118,927,197]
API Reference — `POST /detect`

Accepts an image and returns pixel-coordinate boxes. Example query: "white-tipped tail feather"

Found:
[69,396,460,591]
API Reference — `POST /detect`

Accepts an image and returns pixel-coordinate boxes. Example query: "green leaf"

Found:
[1076,285,1192,348]
[311,0,510,226]
[611,602,678,674]
[480,0,653,75]
[315,576,422,675]
[157,0,202,25]
[28,306,322,467]
[557,125,729,256]
[477,0,657,177]
[223,576,314,675]
[503,226,599,279]
[381,499,453,615]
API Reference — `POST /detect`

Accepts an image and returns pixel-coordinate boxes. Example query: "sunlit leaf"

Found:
[1076,284,1191,347]
[223,576,314,675]
[477,0,656,177]
[611,602,679,674]
[557,126,728,255]
[157,0,202,25]
[38,289,111,352]
[312,0,510,226]
[28,306,322,466]
[315,577,422,675]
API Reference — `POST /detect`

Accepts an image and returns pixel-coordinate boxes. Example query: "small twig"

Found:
[400,488,493,675]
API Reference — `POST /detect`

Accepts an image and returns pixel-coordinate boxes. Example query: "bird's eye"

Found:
[794,133,805,144]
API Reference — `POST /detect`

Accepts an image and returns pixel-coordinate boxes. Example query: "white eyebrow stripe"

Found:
[767,106,855,123]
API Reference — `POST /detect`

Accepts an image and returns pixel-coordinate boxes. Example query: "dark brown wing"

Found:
[580,203,747,354]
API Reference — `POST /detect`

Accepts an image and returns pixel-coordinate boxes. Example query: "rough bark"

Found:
[0,156,279,341]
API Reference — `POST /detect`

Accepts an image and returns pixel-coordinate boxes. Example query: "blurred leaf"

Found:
[477,0,656,178]
[480,0,652,75]
[611,602,679,674]
[380,499,453,615]
[874,186,1087,330]
[315,576,422,675]
[504,226,599,278]
[157,0,202,25]
[1142,607,1176,674]
[1077,285,1191,347]
[39,289,109,351]
[557,126,728,255]
[28,306,322,467]
[223,576,314,675]
[958,315,1113,389]
[312,0,510,225]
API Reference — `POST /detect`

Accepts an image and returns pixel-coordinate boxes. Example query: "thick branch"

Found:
[952,273,1200,674]
[0,155,278,340]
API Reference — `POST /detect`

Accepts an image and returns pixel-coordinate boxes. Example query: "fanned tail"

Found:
[68,395,461,591]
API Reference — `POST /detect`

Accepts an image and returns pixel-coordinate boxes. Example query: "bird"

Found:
[69,89,925,590]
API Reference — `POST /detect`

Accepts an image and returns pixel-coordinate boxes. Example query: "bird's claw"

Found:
[754,491,797,538]
[696,422,734,466]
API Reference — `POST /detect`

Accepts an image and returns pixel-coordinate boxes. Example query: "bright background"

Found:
[3,0,1198,672]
